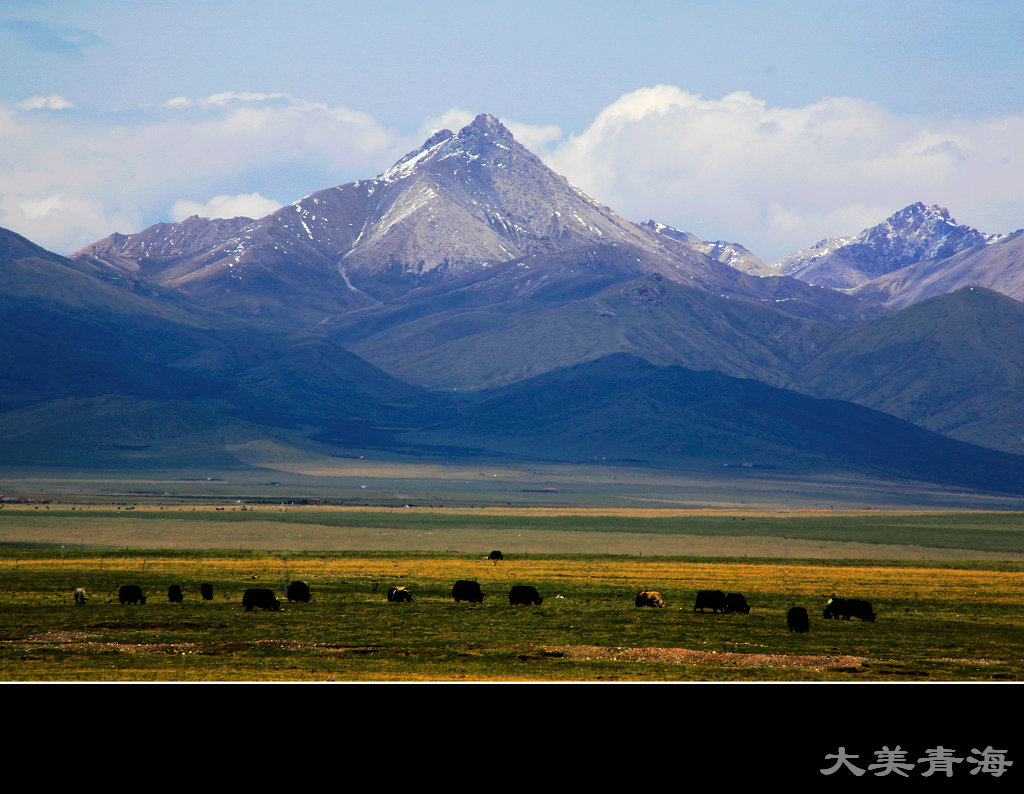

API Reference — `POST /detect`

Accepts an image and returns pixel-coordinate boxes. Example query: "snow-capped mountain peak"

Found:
[73,113,739,317]
[772,202,996,289]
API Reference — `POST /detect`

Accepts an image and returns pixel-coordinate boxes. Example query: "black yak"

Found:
[787,606,810,633]
[509,585,543,605]
[286,580,311,603]
[118,585,146,605]
[387,585,413,602]
[824,595,876,622]
[724,592,750,614]
[694,589,727,613]
[242,588,280,611]
[452,580,484,603]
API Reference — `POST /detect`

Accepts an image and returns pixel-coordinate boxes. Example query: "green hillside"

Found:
[801,287,1024,453]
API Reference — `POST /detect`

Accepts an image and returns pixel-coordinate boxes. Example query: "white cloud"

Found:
[416,108,476,140]
[505,120,562,158]
[170,192,281,222]
[544,85,1024,262]
[0,192,140,254]
[196,91,289,107]
[0,93,401,253]
[17,95,74,111]
[2,86,1022,263]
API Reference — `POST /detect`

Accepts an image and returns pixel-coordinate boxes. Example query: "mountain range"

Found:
[5,113,1024,497]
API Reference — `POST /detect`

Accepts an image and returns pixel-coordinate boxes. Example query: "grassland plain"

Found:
[3,503,1024,557]
[3,476,1019,767]
[2,505,1024,682]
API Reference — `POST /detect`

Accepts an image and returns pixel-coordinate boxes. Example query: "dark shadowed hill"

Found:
[407,353,1024,495]
[798,287,1024,454]
[0,226,437,448]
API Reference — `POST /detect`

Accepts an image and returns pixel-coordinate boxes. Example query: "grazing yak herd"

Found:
[78,570,874,634]
[634,588,874,634]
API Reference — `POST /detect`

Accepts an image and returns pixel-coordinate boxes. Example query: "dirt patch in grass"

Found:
[19,631,200,655]
[27,631,100,644]
[15,633,386,657]
[545,644,873,671]
[14,632,870,671]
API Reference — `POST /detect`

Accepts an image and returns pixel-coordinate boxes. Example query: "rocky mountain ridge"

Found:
[853,230,1024,309]
[770,202,997,290]
[637,220,773,276]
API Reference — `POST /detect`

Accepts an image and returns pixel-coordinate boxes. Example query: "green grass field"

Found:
[3,503,1024,557]
[2,504,1024,681]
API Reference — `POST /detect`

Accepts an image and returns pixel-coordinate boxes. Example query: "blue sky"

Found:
[2,0,1023,262]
